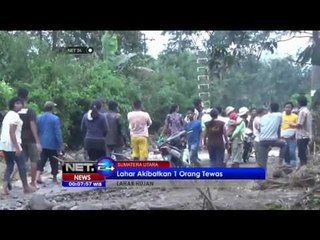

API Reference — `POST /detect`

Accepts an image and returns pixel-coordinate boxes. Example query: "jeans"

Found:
[254,141,261,164]
[188,143,199,163]
[37,149,59,176]
[259,139,287,169]
[3,151,27,183]
[87,149,106,161]
[207,144,225,167]
[284,138,297,165]
[297,138,309,166]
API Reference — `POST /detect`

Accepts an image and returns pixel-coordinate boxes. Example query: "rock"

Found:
[282,167,294,175]
[70,203,103,210]
[29,194,54,210]
[55,196,65,202]
[272,169,284,178]
[120,204,127,209]
[103,203,122,210]
[52,205,70,210]
[299,178,316,187]
[148,202,183,210]
[128,202,149,210]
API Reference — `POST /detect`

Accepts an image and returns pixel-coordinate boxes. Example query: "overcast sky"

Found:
[142,31,312,59]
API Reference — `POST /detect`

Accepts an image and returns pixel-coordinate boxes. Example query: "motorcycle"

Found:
[157,130,193,168]
[242,128,255,163]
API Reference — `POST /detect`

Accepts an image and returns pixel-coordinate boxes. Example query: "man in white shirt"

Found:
[252,108,266,166]
[0,97,36,194]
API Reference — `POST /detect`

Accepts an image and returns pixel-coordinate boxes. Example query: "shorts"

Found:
[22,143,40,162]
[131,136,148,159]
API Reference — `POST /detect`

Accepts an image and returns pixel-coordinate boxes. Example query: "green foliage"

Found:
[0,81,14,110]
[289,93,312,106]
[102,32,118,63]
[0,31,312,149]
[210,57,311,109]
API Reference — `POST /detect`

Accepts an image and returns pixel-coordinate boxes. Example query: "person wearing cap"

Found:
[225,106,241,135]
[225,107,240,149]
[17,88,42,188]
[36,101,64,184]
[228,107,247,167]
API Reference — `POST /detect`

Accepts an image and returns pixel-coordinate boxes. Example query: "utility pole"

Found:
[142,33,155,55]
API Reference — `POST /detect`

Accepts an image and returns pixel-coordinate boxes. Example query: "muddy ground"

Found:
[0,150,320,210]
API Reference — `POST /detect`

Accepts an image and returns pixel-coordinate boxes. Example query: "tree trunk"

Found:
[311,31,320,97]
[311,31,320,147]
[38,31,42,41]
[52,31,57,50]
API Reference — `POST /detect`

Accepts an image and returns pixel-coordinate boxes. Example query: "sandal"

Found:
[36,180,44,184]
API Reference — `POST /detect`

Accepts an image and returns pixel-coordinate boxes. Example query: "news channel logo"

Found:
[96,157,116,177]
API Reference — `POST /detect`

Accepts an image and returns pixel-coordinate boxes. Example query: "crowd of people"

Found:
[0,87,313,194]
[0,88,64,194]
[160,96,312,173]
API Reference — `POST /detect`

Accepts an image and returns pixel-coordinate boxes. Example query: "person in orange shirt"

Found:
[281,102,298,167]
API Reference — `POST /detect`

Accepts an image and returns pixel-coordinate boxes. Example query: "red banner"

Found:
[62,173,105,181]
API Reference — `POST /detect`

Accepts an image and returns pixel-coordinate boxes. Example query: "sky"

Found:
[142,31,312,59]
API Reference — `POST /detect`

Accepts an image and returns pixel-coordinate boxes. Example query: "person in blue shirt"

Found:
[36,101,64,184]
[185,108,202,167]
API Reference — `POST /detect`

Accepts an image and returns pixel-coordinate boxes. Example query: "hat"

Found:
[44,101,57,108]
[225,106,235,115]
[238,107,249,117]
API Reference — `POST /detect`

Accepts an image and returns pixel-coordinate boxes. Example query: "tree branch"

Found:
[277,35,312,42]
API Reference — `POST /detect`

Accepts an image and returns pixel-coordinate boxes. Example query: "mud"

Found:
[0,150,318,210]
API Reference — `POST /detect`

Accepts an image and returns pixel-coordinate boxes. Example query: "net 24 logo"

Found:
[96,157,116,177]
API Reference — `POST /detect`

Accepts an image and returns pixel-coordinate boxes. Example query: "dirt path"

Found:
[0,150,316,210]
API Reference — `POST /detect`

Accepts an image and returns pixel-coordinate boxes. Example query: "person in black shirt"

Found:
[105,100,128,160]
[81,100,108,161]
[17,88,41,188]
